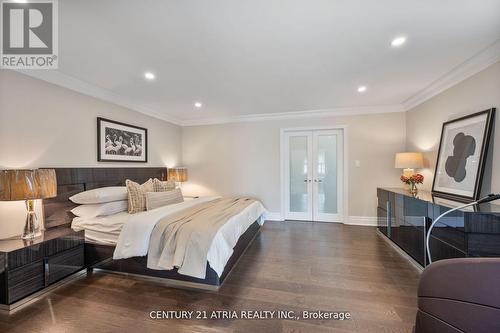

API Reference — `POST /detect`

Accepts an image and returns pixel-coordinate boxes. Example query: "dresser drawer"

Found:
[7,230,84,270]
[8,245,45,270]
[428,236,466,262]
[47,245,84,285]
[44,231,85,257]
[7,261,44,304]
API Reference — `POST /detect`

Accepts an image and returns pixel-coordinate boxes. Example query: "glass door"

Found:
[284,132,313,221]
[284,129,343,222]
[313,130,343,222]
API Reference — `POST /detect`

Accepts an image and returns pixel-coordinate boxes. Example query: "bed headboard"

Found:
[42,167,167,229]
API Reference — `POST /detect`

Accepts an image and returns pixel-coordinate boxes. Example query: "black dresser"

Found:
[377,188,500,268]
[0,227,84,309]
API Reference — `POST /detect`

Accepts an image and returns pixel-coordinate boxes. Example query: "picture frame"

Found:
[432,108,495,202]
[97,117,148,163]
[432,196,476,212]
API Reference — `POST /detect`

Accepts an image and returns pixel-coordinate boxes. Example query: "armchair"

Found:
[415,258,500,332]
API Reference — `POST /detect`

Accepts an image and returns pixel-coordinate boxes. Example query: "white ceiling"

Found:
[38,0,500,124]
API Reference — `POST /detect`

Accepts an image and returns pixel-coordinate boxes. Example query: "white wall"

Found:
[182,112,406,220]
[0,71,182,238]
[406,61,500,193]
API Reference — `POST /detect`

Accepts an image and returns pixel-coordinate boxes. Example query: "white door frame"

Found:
[280,126,349,223]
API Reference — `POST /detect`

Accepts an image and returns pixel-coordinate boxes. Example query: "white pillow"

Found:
[146,189,184,211]
[71,200,128,218]
[69,186,128,204]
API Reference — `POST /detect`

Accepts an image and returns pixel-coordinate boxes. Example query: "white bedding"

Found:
[72,211,127,245]
[72,196,266,277]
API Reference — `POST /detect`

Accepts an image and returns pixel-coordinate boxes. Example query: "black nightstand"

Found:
[0,227,84,310]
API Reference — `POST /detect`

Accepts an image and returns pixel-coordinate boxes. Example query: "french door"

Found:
[284,129,344,222]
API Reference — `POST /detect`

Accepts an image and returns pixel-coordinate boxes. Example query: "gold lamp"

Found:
[395,152,424,178]
[168,167,188,188]
[0,169,57,239]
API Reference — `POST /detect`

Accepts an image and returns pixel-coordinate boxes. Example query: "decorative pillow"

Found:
[146,189,184,211]
[69,186,127,204]
[71,200,128,218]
[126,179,154,214]
[153,178,176,192]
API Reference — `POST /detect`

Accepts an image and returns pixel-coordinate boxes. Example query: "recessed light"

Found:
[144,72,155,80]
[194,102,202,108]
[357,86,367,93]
[391,36,407,47]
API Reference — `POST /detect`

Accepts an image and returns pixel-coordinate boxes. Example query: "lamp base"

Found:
[22,200,42,240]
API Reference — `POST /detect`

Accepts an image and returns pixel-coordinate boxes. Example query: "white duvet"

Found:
[72,196,266,277]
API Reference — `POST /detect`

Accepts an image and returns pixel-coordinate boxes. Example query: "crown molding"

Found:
[15,70,183,125]
[18,37,499,128]
[180,104,404,126]
[15,69,404,126]
[403,39,500,111]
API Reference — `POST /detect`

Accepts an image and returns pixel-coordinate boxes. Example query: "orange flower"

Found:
[400,174,424,185]
[412,174,424,184]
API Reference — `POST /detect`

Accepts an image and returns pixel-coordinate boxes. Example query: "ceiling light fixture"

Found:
[357,86,367,93]
[194,102,202,108]
[391,36,407,47]
[144,72,155,80]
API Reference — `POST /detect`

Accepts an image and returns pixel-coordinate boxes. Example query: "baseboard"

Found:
[345,216,378,226]
[265,213,377,225]
[265,212,284,221]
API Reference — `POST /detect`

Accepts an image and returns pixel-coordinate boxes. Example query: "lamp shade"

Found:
[0,169,57,201]
[168,167,188,182]
[395,152,424,169]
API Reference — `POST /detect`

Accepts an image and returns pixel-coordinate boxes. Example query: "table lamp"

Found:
[168,167,188,188]
[395,152,424,177]
[0,169,57,239]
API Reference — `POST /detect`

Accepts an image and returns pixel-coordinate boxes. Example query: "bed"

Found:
[42,168,265,290]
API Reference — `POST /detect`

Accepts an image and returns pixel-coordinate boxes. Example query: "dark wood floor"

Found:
[0,221,420,333]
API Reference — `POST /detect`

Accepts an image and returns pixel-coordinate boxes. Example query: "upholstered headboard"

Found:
[42,167,167,229]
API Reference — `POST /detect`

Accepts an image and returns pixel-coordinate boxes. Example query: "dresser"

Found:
[377,188,500,268]
[0,227,84,310]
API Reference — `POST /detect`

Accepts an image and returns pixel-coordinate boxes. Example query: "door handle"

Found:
[314,179,323,183]
[303,179,312,182]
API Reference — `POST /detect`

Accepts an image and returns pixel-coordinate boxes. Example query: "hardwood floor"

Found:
[0,221,420,333]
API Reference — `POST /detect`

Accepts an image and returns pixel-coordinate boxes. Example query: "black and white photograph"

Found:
[97,117,148,162]
[432,108,495,201]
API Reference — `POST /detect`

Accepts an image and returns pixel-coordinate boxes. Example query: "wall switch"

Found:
[355,160,361,167]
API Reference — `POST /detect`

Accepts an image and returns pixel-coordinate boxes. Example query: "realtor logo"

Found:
[1,0,58,69]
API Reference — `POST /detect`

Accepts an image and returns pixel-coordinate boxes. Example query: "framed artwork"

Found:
[97,117,148,163]
[432,108,495,202]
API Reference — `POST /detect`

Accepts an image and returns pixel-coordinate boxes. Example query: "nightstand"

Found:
[0,227,84,310]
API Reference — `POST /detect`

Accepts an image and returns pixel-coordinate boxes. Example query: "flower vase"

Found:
[410,182,418,195]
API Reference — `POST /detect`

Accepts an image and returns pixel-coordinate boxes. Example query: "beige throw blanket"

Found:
[147,197,257,278]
